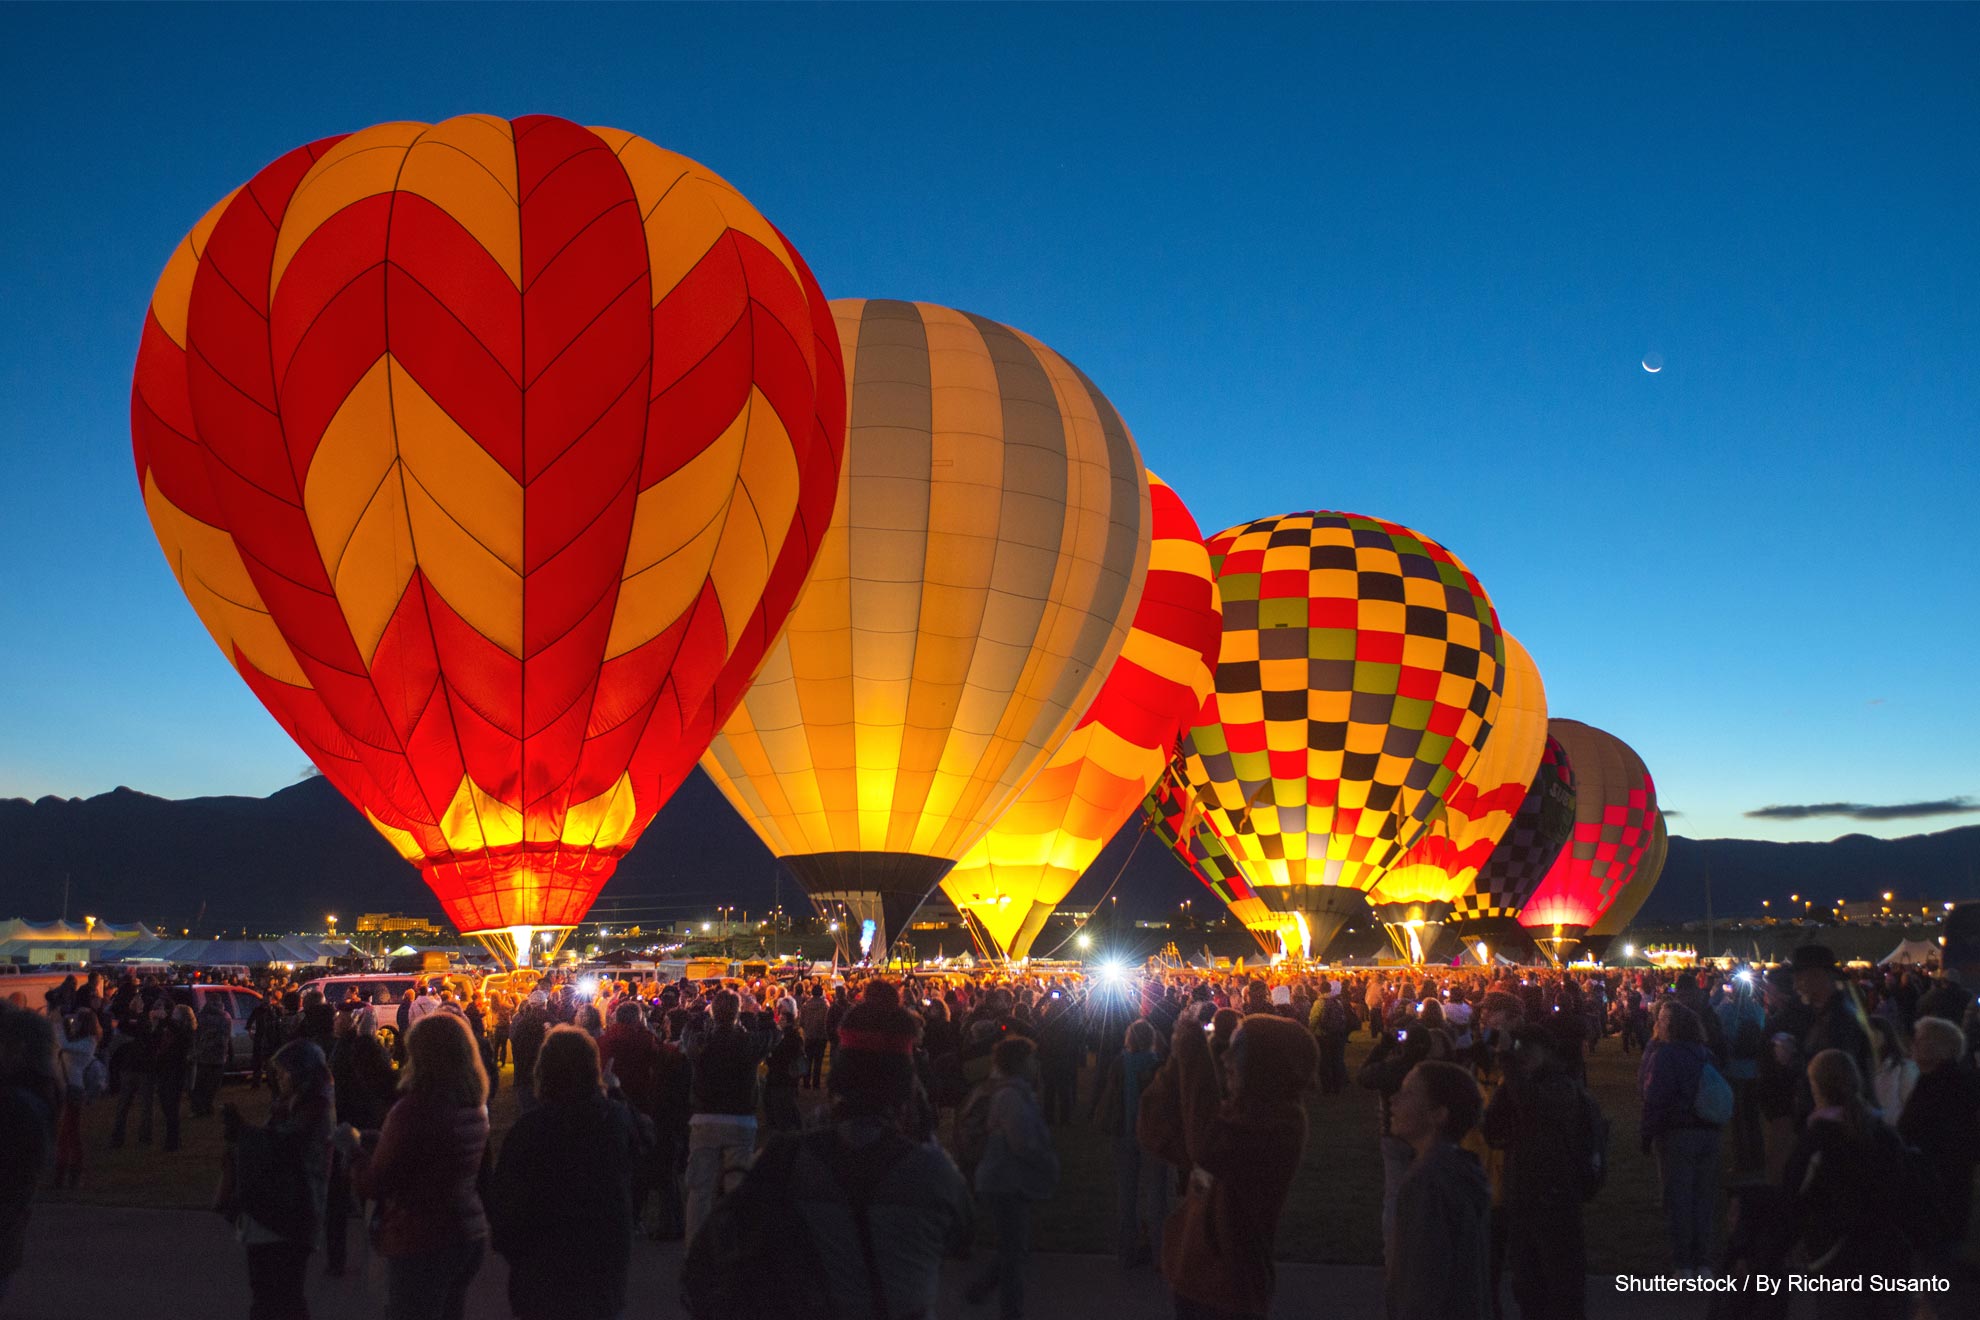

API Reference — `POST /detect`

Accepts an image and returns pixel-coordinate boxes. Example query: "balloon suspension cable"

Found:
[473,933,508,968]
[958,907,996,964]
[1033,818,1150,963]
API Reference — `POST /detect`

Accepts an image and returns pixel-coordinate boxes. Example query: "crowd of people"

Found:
[2,944,1978,1318]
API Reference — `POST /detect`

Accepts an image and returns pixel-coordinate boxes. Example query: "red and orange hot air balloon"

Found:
[132,115,845,963]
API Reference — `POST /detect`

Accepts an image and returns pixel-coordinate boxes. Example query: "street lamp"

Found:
[1076,933,1091,950]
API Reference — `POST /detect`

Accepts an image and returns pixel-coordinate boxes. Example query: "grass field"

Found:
[1033,1033,1676,1272]
[46,1030,1980,1279]
[42,1032,1679,1271]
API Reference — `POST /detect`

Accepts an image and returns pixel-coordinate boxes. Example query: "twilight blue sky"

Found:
[1,4,1976,844]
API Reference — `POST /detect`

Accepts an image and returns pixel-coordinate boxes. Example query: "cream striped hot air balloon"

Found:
[702,300,1150,956]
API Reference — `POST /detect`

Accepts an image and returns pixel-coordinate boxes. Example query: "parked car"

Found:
[165,983,264,1072]
[293,973,469,1049]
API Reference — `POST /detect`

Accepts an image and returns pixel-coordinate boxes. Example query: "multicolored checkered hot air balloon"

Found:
[1141,753,1276,952]
[1446,733,1578,950]
[702,299,1151,958]
[132,116,846,964]
[940,473,1221,959]
[1585,809,1668,959]
[1369,634,1548,960]
[1181,512,1505,955]
[1519,719,1659,964]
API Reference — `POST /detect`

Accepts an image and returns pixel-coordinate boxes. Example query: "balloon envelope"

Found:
[1520,719,1659,939]
[1448,733,1578,933]
[1141,757,1278,942]
[1372,634,1548,917]
[702,299,1151,954]
[132,115,846,938]
[1586,809,1668,954]
[942,473,1220,957]
[1180,511,1505,953]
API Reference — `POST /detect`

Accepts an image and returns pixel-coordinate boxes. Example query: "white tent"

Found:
[1880,939,1940,966]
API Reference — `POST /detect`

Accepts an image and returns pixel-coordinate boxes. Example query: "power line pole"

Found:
[1704,861,1714,962]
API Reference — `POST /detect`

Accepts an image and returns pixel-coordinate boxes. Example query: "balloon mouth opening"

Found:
[422,846,619,935]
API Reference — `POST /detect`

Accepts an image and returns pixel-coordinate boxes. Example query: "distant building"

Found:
[908,894,964,932]
[355,913,443,936]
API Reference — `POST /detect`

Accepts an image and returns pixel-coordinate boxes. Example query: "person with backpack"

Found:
[219,1038,334,1320]
[681,989,765,1241]
[1308,983,1350,1095]
[1481,1022,1601,1320]
[965,1036,1059,1319]
[1639,1000,1724,1274]
[681,979,971,1320]
[1715,974,1768,1176]
[191,994,233,1119]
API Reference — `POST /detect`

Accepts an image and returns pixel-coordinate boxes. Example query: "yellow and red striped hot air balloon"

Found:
[940,473,1222,958]
[702,300,1150,958]
[1369,634,1548,959]
[132,116,845,963]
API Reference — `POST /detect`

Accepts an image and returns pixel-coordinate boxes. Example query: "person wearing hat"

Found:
[1481,1022,1596,1319]
[1784,945,1872,1127]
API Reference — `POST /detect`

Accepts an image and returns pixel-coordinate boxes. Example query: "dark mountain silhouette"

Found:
[3,771,1975,934]
[1642,827,1980,925]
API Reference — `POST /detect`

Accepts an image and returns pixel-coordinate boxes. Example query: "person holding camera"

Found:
[218,1039,335,1320]
[1359,1004,1455,1261]
[1481,1022,1598,1320]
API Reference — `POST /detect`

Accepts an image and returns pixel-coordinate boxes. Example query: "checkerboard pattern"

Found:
[1590,809,1668,938]
[1141,760,1256,908]
[1450,734,1577,923]
[1181,511,1504,895]
[1519,720,1659,931]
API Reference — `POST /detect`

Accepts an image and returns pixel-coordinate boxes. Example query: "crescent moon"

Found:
[1641,360,1661,373]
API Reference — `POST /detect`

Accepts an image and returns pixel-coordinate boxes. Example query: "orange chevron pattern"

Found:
[940,474,1223,957]
[132,116,845,935]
